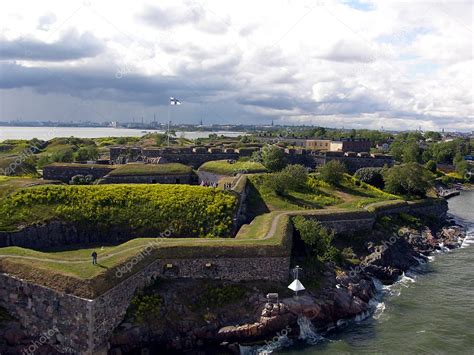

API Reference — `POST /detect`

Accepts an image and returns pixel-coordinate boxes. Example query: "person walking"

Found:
[91,251,98,265]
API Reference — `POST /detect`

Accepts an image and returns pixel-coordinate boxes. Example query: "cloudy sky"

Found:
[0,0,472,131]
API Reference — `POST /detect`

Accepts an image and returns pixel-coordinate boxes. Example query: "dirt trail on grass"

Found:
[0,204,374,266]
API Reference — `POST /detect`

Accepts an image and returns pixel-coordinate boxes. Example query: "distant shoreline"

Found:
[0,126,246,140]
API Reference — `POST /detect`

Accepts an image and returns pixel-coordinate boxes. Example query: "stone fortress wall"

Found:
[109,146,394,172]
[0,199,447,354]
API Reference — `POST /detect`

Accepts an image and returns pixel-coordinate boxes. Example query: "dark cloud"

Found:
[0,30,104,62]
[0,62,233,106]
[238,95,297,111]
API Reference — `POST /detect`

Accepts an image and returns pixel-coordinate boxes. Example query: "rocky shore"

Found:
[104,218,466,355]
[0,219,466,354]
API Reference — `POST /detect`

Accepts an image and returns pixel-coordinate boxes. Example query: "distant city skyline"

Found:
[0,0,472,131]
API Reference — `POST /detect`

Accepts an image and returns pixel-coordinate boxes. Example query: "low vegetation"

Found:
[198,160,266,175]
[109,163,192,176]
[383,163,434,197]
[0,184,237,237]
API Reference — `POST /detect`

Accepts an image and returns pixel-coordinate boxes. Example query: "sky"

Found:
[0,0,472,131]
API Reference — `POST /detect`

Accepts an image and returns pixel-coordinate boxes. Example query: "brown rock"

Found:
[4,327,26,345]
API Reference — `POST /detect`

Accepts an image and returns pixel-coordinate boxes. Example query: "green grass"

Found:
[45,162,108,168]
[0,184,237,237]
[198,160,267,176]
[0,177,59,201]
[247,174,341,212]
[108,163,192,176]
[0,212,293,297]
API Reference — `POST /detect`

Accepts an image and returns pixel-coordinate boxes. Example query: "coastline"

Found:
[0,197,469,354]
[102,205,467,354]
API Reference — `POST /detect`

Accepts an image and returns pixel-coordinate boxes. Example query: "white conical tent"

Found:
[288,279,305,292]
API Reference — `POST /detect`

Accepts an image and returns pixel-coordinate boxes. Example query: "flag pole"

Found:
[167,103,170,147]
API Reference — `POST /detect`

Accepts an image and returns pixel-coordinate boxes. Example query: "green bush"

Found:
[384,163,433,197]
[129,294,163,325]
[259,145,287,172]
[318,160,347,185]
[264,164,308,195]
[354,167,384,188]
[292,215,338,262]
[425,160,437,173]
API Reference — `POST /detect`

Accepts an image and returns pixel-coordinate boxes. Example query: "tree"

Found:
[454,159,470,181]
[354,167,384,188]
[425,160,437,173]
[292,215,337,261]
[260,145,287,172]
[424,131,442,142]
[74,146,98,162]
[402,141,421,163]
[51,149,74,163]
[319,160,347,185]
[384,163,434,197]
[264,164,308,195]
[281,164,308,190]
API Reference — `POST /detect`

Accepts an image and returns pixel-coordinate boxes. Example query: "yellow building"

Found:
[305,139,331,151]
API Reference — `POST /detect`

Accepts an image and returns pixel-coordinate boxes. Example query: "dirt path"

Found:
[0,203,374,265]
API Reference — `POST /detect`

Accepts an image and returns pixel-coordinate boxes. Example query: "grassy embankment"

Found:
[198,160,267,176]
[107,163,193,176]
[0,173,401,297]
[247,173,399,214]
[0,184,237,236]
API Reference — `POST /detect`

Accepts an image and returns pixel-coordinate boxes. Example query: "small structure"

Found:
[266,293,279,305]
[288,265,305,296]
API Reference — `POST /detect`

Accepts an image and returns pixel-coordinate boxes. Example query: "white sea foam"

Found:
[354,310,371,322]
[461,231,474,248]
[297,316,324,345]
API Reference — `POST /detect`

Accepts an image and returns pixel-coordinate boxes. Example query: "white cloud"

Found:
[0,0,472,131]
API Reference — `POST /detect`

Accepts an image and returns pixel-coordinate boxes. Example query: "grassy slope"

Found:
[198,160,267,176]
[0,184,237,237]
[0,213,293,298]
[0,177,60,201]
[247,174,398,214]
[109,163,192,176]
[0,172,401,298]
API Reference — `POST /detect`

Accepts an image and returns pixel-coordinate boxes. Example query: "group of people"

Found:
[200,180,218,188]
[199,180,234,190]
[223,182,234,190]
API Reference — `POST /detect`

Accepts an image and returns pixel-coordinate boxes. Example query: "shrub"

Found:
[281,164,308,190]
[292,215,338,262]
[70,174,94,185]
[129,294,163,325]
[354,167,384,188]
[383,163,433,197]
[318,160,347,185]
[260,145,287,172]
[264,164,308,195]
[425,160,437,173]
[74,146,99,162]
